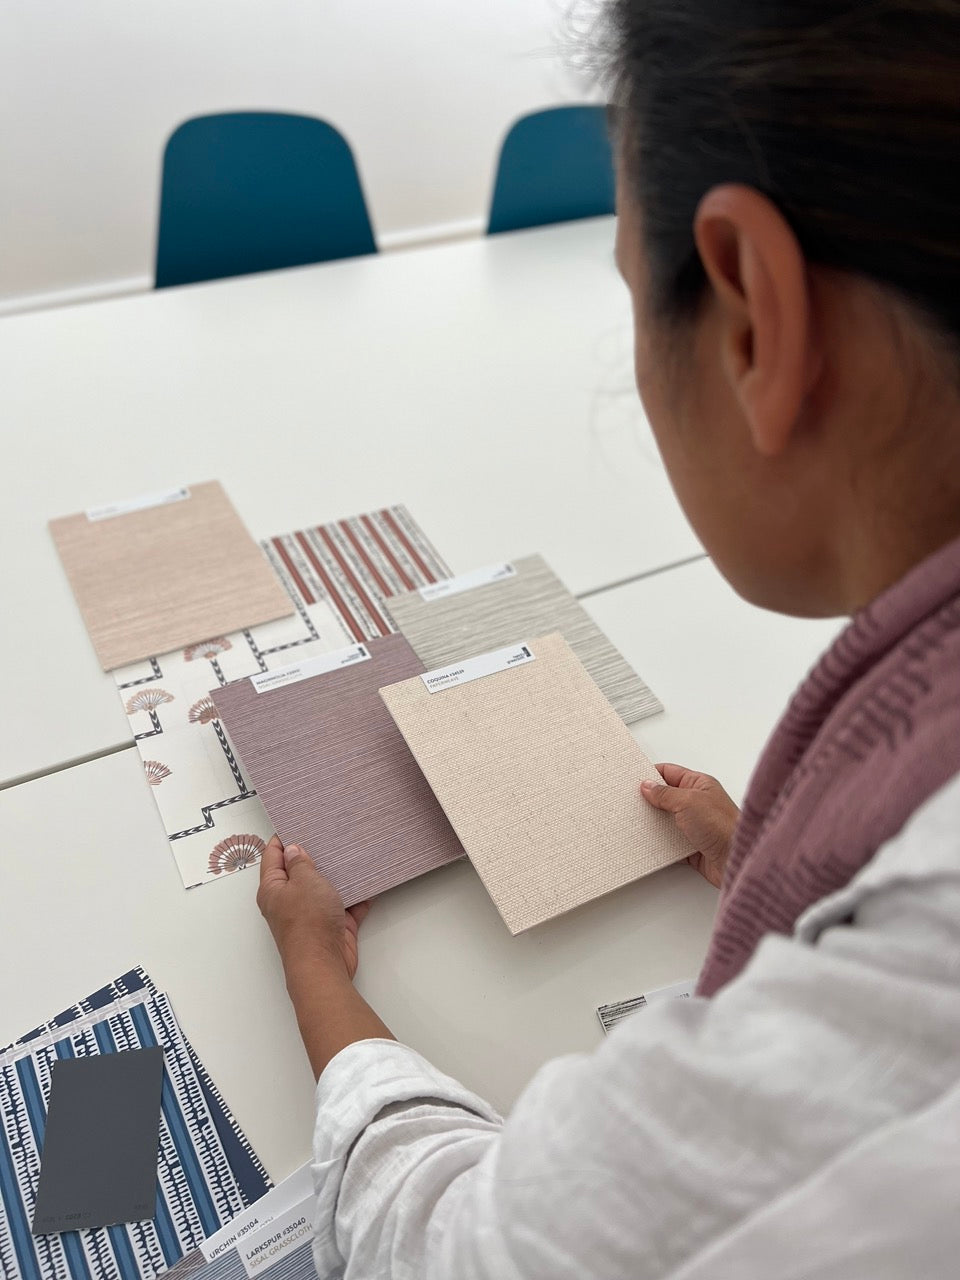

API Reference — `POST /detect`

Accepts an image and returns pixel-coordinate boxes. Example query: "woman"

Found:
[259,2,960,1275]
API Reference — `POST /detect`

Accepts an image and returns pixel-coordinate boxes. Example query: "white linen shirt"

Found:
[311,773,960,1279]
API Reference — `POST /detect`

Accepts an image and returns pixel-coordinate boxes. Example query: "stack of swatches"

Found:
[208,560,684,927]
[49,480,687,931]
[48,486,450,892]
[0,967,271,1280]
[162,1162,317,1279]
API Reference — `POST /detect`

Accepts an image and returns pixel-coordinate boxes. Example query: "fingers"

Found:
[348,901,372,928]
[640,779,685,813]
[282,842,318,882]
[656,762,694,788]
[259,834,287,886]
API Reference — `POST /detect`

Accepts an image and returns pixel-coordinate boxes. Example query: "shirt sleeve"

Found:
[310,821,960,1280]
[310,1038,503,1279]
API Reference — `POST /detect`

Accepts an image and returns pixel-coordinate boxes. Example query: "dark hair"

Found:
[605,0,960,343]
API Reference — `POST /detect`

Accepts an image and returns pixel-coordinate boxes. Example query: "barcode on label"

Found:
[597,979,695,1034]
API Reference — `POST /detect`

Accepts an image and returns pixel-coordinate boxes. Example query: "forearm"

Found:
[284,959,394,1079]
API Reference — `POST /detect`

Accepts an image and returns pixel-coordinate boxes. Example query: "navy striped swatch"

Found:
[0,969,270,1280]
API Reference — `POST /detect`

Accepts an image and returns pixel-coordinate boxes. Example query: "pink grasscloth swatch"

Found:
[49,480,293,670]
[211,634,464,905]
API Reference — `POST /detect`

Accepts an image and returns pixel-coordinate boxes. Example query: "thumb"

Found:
[640,779,685,814]
[282,842,316,881]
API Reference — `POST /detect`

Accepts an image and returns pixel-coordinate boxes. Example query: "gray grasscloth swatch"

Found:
[49,480,294,670]
[380,631,690,934]
[383,554,662,724]
[211,634,464,905]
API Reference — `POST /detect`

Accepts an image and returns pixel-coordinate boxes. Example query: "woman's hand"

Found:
[257,834,370,982]
[640,764,740,889]
[256,834,392,1079]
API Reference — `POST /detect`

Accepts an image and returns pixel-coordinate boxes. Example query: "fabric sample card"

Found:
[159,1194,317,1280]
[0,969,271,1280]
[212,634,464,905]
[185,1163,312,1270]
[31,1048,164,1235]
[4,968,269,1208]
[49,481,294,670]
[381,632,691,934]
[112,505,452,890]
[384,554,662,725]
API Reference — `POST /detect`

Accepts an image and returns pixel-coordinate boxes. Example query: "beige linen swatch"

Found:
[384,554,661,725]
[49,481,293,669]
[380,631,691,933]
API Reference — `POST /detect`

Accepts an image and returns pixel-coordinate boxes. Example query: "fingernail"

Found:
[640,781,654,794]
[283,843,302,864]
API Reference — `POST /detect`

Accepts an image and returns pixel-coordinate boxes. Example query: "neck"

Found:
[835,416,960,614]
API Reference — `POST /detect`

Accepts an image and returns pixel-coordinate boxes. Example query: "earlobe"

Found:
[694,185,817,459]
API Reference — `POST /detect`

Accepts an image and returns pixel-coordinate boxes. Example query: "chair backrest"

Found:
[487,105,615,236]
[155,111,376,289]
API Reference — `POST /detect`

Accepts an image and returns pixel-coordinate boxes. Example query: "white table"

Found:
[0,558,841,1183]
[0,216,701,787]
[586,558,844,803]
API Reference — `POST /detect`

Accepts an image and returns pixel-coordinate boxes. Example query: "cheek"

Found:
[633,318,729,549]
[631,313,684,467]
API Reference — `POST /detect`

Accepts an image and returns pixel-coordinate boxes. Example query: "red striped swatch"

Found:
[265,506,449,641]
[211,634,464,904]
[381,632,691,933]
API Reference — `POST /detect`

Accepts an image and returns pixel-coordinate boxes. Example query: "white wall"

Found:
[0,0,600,312]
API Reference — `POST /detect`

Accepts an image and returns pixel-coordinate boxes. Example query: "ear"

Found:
[693,185,821,457]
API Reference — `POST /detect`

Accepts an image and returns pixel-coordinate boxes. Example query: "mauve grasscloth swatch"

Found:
[381,631,691,934]
[384,554,662,725]
[211,634,464,905]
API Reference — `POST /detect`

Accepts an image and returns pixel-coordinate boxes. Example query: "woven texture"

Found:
[384,554,661,725]
[49,481,293,669]
[381,631,690,933]
[211,634,463,905]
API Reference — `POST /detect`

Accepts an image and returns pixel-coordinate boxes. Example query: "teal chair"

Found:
[487,105,615,236]
[155,112,376,289]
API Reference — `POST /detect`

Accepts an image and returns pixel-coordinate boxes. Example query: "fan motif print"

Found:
[113,506,451,889]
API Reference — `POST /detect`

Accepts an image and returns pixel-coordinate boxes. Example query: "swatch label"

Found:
[597,978,695,1035]
[419,562,516,602]
[85,485,191,521]
[250,643,371,693]
[421,642,535,694]
[201,1163,313,1261]
[240,1198,314,1277]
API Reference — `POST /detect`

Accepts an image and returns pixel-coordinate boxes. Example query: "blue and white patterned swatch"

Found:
[0,968,271,1280]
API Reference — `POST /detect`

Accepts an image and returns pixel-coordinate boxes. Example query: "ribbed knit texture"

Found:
[699,533,960,996]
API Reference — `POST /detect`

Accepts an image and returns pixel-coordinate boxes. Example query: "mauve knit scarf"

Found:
[698,532,960,998]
